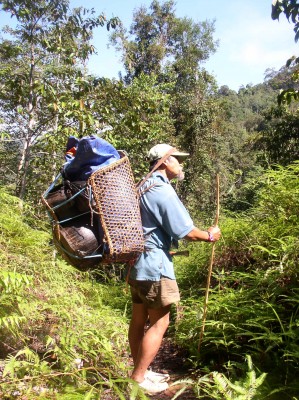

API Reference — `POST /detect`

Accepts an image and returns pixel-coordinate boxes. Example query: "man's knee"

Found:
[148,306,171,330]
[159,314,170,332]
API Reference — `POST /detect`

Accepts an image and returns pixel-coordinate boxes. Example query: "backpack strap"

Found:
[139,183,157,197]
[136,147,177,191]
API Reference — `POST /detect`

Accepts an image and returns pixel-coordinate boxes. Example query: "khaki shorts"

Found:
[129,278,180,309]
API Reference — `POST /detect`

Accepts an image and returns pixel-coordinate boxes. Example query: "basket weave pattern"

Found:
[88,155,144,263]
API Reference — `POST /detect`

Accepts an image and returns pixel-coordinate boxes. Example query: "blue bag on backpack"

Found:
[63,135,120,181]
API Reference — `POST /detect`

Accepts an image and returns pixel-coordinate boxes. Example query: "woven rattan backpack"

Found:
[42,151,144,271]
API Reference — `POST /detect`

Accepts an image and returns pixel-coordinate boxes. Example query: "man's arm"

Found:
[184,226,221,242]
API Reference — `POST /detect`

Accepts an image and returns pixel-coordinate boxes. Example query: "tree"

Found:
[271,0,299,104]
[110,0,217,84]
[95,74,174,178]
[272,0,299,41]
[254,103,299,166]
[0,0,118,200]
[255,1,299,166]
[110,1,226,216]
[110,0,176,83]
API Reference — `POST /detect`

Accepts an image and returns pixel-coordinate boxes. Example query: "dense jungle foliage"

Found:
[0,0,299,398]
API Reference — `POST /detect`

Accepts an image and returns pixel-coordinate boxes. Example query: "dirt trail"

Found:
[149,337,198,399]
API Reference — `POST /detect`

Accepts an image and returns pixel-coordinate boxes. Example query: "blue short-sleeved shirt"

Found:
[129,172,194,281]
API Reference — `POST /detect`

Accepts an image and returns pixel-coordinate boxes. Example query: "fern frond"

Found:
[83,388,95,400]
[246,370,256,389]
[0,315,25,330]
[15,348,40,364]
[245,355,253,371]
[0,270,32,293]
[254,372,267,388]
[2,354,21,378]
[213,372,234,399]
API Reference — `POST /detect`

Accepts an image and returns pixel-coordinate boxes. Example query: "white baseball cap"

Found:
[148,143,189,162]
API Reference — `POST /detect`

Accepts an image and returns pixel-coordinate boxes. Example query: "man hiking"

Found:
[127,143,221,394]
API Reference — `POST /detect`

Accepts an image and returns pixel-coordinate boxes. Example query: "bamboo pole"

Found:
[198,174,220,352]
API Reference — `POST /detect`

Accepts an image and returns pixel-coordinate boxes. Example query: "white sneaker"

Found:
[145,369,170,383]
[138,376,169,394]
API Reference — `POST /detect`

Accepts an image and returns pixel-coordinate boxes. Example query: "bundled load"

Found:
[42,136,144,271]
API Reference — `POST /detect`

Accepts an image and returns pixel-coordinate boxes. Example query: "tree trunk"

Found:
[16,42,36,199]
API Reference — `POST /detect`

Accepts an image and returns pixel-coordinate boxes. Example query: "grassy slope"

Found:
[0,188,133,399]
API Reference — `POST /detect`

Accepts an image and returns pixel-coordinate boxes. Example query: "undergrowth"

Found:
[174,162,299,399]
[1,162,299,399]
[0,188,136,399]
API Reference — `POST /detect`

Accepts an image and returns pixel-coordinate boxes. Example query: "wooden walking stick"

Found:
[198,174,220,352]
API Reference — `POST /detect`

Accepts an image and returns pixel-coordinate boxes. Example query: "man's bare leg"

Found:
[129,303,148,364]
[130,305,171,383]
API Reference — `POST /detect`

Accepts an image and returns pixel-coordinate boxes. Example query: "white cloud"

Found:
[231,42,296,67]
[209,5,299,88]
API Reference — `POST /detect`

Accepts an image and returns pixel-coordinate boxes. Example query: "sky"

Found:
[1,0,299,90]
[69,0,299,90]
